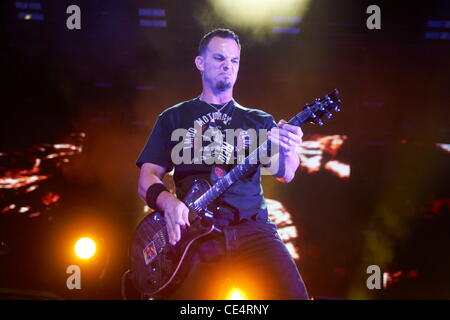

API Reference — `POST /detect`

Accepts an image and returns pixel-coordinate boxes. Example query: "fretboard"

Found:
[192,105,314,211]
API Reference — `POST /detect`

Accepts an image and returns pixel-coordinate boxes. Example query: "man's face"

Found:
[197,36,240,92]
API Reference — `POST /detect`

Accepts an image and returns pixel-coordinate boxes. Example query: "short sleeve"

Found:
[265,114,277,131]
[136,114,174,171]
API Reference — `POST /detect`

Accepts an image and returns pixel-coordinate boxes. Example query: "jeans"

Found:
[164,220,309,300]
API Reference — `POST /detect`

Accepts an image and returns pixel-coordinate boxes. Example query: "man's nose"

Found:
[222,60,230,71]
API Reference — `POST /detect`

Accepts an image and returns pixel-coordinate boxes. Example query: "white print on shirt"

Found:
[170,124,274,166]
[194,111,232,127]
[181,110,236,164]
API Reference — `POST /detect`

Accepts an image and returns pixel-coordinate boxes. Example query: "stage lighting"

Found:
[425,19,450,40]
[227,288,248,300]
[206,0,310,35]
[427,20,450,28]
[18,12,44,21]
[16,2,44,21]
[425,32,450,40]
[74,237,96,260]
[272,16,301,34]
[15,2,42,10]
[138,8,167,28]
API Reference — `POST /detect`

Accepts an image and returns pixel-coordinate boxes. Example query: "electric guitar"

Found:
[129,89,342,297]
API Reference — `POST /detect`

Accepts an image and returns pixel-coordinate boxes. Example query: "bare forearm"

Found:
[266,120,303,183]
[283,151,300,182]
[264,151,300,183]
[138,166,175,210]
[276,151,300,183]
[137,165,188,246]
[138,171,162,201]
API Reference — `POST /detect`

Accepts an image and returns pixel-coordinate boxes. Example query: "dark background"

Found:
[1,0,449,299]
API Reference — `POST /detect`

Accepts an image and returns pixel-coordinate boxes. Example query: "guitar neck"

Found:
[192,109,312,211]
[191,90,340,212]
[192,143,263,210]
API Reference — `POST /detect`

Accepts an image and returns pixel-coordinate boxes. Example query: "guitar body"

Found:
[129,179,214,296]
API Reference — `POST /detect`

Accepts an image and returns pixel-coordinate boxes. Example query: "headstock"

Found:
[288,89,342,127]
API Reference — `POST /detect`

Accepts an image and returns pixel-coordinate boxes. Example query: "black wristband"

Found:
[145,183,169,211]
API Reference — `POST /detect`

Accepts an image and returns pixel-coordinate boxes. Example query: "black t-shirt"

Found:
[136,97,277,226]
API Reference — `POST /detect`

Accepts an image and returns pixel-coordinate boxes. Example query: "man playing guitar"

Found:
[136,28,309,299]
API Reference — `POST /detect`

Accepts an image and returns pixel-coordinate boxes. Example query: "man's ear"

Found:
[195,55,204,72]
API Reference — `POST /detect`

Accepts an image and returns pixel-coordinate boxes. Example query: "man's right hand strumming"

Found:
[138,163,191,246]
[158,192,190,246]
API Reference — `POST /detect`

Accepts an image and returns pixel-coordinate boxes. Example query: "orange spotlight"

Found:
[227,288,248,300]
[74,237,96,260]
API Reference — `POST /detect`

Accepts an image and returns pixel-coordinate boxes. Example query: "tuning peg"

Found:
[326,112,333,119]
[334,105,341,112]
[315,118,324,126]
